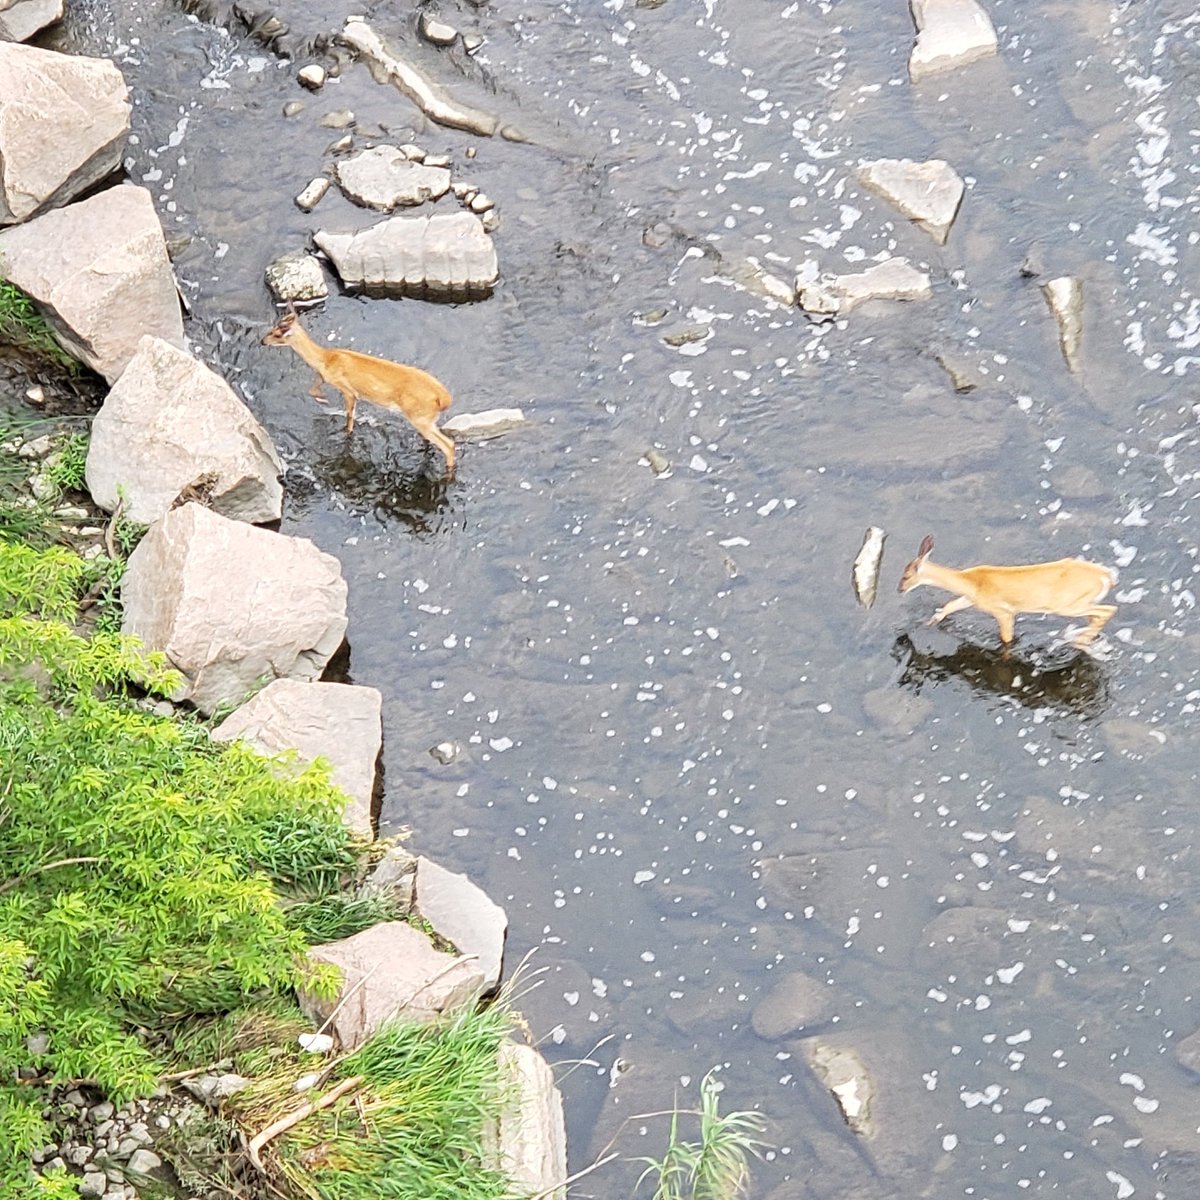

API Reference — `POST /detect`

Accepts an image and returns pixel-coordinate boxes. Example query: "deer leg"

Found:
[928,595,972,625]
[995,611,1016,645]
[1073,604,1117,646]
[336,389,358,435]
[309,376,327,403]
[413,418,456,475]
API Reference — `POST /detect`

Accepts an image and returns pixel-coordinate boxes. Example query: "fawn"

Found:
[898,535,1117,648]
[261,308,456,473]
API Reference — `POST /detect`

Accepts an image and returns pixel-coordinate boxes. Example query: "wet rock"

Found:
[934,347,985,392]
[462,32,484,54]
[644,448,670,475]
[0,42,128,224]
[908,0,998,82]
[484,1042,567,1200]
[797,258,931,317]
[429,740,460,763]
[335,145,452,210]
[301,921,486,1049]
[1041,276,1083,372]
[415,856,508,990]
[326,132,353,154]
[857,158,964,244]
[751,971,833,1039]
[315,210,498,300]
[341,18,499,136]
[713,255,795,305]
[319,109,355,129]
[1177,1028,1200,1074]
[359,844,417,912]
[179,1072,250,1107]
[294,176,330,211]
[442,408,526,438]
[265,249,328,302]
[86,335,284,525]
[283,99,304,117]
[804,1040,874,1136]
[419,12,458,45]
[297,64,325,90]
[121,503,348,715]
[212,679,383,839]
[1019,242,1047,278]
[0,184,183,382]
[861,687,932,736]
[0,0,62,43]
[1101,717,1165,760]
[1054,464,1105,500]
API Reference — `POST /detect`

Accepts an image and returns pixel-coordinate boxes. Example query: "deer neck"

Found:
[284,325,332,376]
[919,560,976,599]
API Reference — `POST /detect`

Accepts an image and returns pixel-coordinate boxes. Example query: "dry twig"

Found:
[247,1074,365,1173]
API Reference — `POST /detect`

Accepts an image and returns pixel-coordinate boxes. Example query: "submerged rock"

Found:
[798,258,931,317]
[751,971,833,1040]
[335,145,452,210]
[856,158,964,244]
[415,856,508,991]
[908,0,998,82]
[86,335,284,525]
[212,680,383,839]
[0,183,183,381]
[0,42,127,224]
[1041,275,1083,372]
[484,1043,568,1200]
[804,1041,874,1137]
[315,210,498,300]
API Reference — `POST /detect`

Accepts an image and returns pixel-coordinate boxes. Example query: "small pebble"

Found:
[24,384,45,405]
[419,13,458,44]
[283,100,305,117]
[645,449,670,475]
[481,210,500,233]
[326,133,353,154]
[462,32,484,53]
[398,143,426,162]
[298,64,326,90]
[295,177,331,211]
[423,153,451,169]
[319,109,355,129]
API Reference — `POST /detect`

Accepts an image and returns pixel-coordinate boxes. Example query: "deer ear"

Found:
[918,534,934,557]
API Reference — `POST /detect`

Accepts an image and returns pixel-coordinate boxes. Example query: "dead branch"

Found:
[247,1074,364,1173]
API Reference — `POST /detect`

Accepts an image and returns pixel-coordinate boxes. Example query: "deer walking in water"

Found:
[898,535,1117,648]
[261,308,456,473]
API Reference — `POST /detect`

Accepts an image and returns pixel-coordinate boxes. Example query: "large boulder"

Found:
[121,503,348,715]
[414,856,508,992]
[301,921,486,1049]
[0,184,183,381]
[314,210,498,300]
[484,1043,568,1200]
[0,0,63,42]
[86,335,284,525]
[211,679,382,839]
[0,43,127,222]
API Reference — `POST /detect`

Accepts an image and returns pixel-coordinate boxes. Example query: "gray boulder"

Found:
[335,146,452,210]
[415,856,508,991]
[121,503,348,715]
[0,184,183,381]
[301,921,486,1049]
[0,0,63,42]
[212,679,382,839]
[86,335,283,525]
[315,210,498,300]
[909,0,998,82]
[0,42,127,222]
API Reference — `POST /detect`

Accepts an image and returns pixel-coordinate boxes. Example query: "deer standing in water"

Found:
[897,535,1117,648]
[261,308,456,473]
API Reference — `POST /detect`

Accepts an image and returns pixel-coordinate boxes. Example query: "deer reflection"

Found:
[893,632,1111,718]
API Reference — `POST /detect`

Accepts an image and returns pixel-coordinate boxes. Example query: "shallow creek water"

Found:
[52,0,1200,1195]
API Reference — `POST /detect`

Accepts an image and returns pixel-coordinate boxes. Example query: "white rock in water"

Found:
[298,64,326,90]
[419,12,458,45]
[335,145,452,210]
[295,176,331,211]
[442,408,526,438]
[857,158,964,244]
[798,258,931,317]
[1041,276,1083,372]
[804,1041,874,1137]
[852,526,887,609]
[909,0,998,82]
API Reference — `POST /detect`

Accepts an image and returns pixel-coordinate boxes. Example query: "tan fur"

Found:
[898,534,1116,647]
[262,309,455,473]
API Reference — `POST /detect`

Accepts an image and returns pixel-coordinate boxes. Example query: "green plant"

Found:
[40,432,89,496]
[635,1074,768,1200]
[0,281,77,371]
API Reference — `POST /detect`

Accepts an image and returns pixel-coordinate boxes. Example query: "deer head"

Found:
[261,305,299,347]
[897,534,935,593]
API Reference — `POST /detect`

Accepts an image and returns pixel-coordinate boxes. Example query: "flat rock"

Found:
[798,258,931,317]
[1042,276,1083,372]
[909,0,998,82]
[442,408,526,438]
[0,42,127,224]
[484,1043,567,1200]
[335,145,452,209]
[0,184,183,381]
[315,210,498,300]
[856,158,964,244]
[121,503,348,715]
[751,971,834,1039]
[415,856,508,990]
[212,680,382,838]
[862,686,932,735]
[301,921,486,1049]
[86,335,283,525]
[0,0,63,42]
[265,250,328,302]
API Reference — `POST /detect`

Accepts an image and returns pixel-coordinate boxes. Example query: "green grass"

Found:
[40,432,88,496]
[0,281,77,372]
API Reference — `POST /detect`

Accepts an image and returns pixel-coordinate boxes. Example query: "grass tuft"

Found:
[0,281,78,372]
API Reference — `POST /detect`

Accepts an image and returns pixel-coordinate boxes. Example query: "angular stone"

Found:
[301,921,486,1049]
[0,43,127,224]
[415,857,508,991]
[212,679,382,839]
[335,146,452,210]
[804,1040,874,1137]
[315,210,498,300]
[359,844,418,912]
[79,1172,107,1198]
[295,177,330,212]
[86,335,283,525]
[265,250,328,303]
[180,1072,250,1107]
[419,12,458,45]
[798,258,931,317]
[0,184,183,381]
[442,408,526,438]
[124,1149,161,1176]
[751,971,833,1040]
[121,503,348,715]
[857,158,964,244]
[909,0,998,82]
[484,1043,567,1200]
[0,0,63,42]
[1041,276,1083,372]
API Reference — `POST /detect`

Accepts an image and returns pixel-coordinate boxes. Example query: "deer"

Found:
[897,535,1117,649]
[261,307,456,473]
